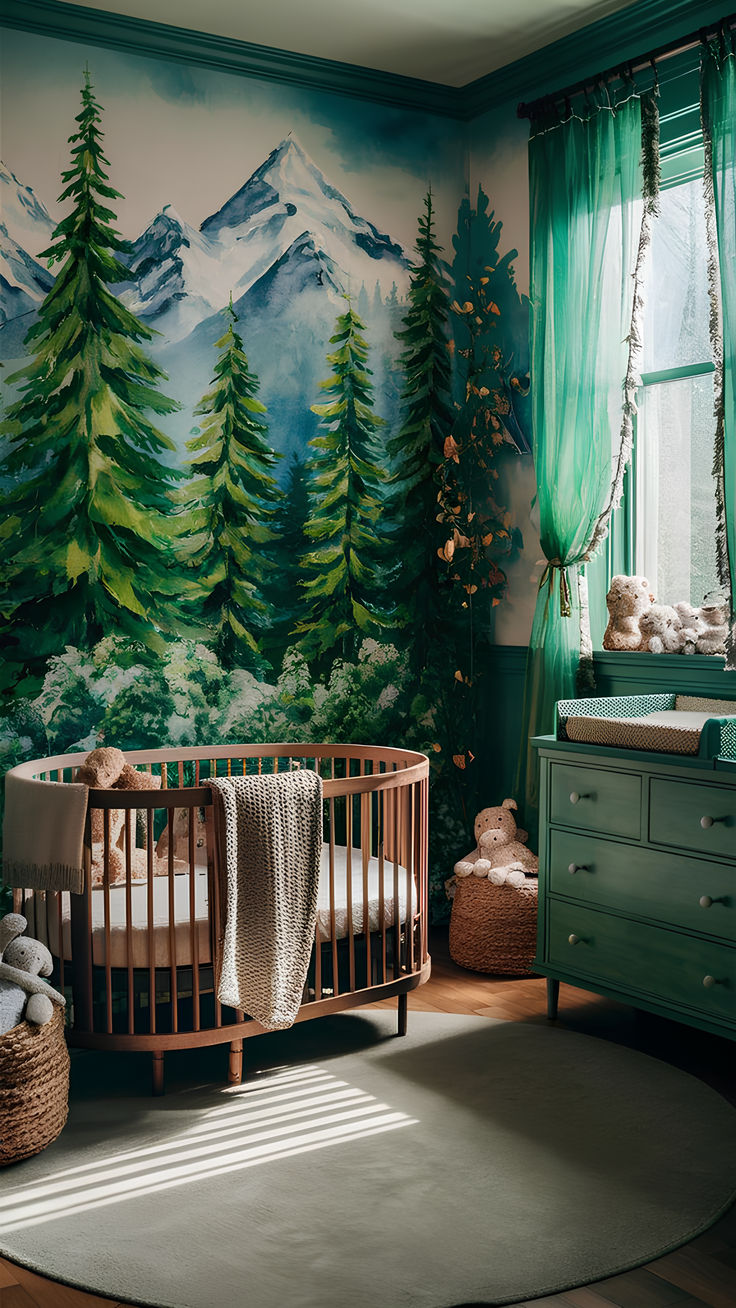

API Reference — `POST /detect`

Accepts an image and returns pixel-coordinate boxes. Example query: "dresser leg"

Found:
[546,979,560,1020]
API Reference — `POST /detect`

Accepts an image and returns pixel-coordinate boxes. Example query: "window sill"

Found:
[593,649,733,697]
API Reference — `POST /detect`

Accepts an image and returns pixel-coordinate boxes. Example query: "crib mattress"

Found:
[38,844,412,968]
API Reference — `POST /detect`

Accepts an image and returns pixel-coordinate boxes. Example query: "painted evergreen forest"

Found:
[0,66,531,914]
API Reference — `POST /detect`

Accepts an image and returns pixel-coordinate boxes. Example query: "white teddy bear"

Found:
[674,601,707,654]
[639,603,685,654]
[0,912,66,1034]
[696,595,729,656]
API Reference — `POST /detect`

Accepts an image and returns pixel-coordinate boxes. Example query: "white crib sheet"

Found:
[39,845,411,968]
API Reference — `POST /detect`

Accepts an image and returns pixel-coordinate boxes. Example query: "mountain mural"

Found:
[0,164,56,356]
[1,138,409,464]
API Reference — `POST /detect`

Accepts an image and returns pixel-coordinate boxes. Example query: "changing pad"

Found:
[33,844,411,968]
[564,695,736,755]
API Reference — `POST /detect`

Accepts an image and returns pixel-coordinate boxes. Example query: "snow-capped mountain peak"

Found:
[1,161,56,260]
[198,135,407,312]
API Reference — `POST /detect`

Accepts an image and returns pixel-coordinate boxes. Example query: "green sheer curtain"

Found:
[517,85,659,838]
[702,31,736,669]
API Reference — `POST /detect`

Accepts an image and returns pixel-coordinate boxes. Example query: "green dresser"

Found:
[534,738,736,1040]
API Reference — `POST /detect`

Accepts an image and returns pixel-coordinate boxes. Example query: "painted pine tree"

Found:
[261,451,311,673]
[296,297,391,667]
[179,297,282,673]
[433,184,528,789]
[387,190,454,667]
[0,68,184,691]
[437,185,527,627]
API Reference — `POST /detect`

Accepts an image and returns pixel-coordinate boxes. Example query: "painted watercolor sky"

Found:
[0,28,465,254]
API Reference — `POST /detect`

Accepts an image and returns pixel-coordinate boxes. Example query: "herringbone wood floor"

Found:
[1,927,734,1308]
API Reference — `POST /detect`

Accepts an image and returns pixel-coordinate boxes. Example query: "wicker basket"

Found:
[449,875,538,975]
[0,1005,69,1166]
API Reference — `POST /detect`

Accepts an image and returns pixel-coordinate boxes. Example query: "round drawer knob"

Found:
[568,863,589,874]
[702,975,718,988]
[699,895,713,909]
[700,816,714,829]
[569,792,590,805]
[568,933,581,945]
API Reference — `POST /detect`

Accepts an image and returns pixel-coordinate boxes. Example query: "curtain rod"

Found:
[517,11,735,119]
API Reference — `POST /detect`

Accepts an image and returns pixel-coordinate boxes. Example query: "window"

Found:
[602,56,721,619]
[636,174,718,605]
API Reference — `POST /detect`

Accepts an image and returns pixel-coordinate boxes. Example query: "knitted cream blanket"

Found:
[210,770,323,1031]
[3,771,88,894]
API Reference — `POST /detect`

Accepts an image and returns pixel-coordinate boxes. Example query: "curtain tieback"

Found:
[539,558,572,618]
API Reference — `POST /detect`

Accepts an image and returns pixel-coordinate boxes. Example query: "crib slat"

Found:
[207,801,223,1030]
[124,810,134,1035]
[361,786,371,990]
[392,769,400,982]
[147,809,156,1036]
[378,788,387,985]
[102,807,113,1034]
[346,792,355,994]
[328,797,338,996]
[168,813,178,1034]
[407,783,416,976]
[188,808,200,1033]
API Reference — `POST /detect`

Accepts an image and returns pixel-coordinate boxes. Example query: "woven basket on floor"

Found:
[0,1004,69,1166]
[449,874,538,975]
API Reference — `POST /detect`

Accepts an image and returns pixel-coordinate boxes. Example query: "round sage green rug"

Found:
[1,1011,734,1308]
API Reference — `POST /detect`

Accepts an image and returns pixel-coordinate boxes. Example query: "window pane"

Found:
[641,179,712,373]
[636,373,718,606]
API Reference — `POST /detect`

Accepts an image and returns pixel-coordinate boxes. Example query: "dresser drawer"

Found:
[547,903,736,1025]
[650,778,736,860]
[549,764,641,838]
[549,831,735,941]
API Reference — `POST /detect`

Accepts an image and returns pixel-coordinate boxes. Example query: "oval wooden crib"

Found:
[9,743,430,1093]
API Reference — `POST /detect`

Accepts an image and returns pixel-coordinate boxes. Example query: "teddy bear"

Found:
[602,575,654,651]
[639,603,686,654]
[155,805,208,870]
[674,601,707,654]
[696,595,729,656]
[448,798,538,897]
[74,747,161,885]
[0,912,66,1034]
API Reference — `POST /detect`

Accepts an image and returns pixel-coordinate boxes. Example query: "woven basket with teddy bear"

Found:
[445,800,538,976]
[0,912,69,1166]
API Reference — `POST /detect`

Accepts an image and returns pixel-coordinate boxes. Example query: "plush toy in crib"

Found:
[447,799,538,898]
[74,746,161,885]
[602,575,654,651]
[155,805,208,868]
[0,913,66,1034]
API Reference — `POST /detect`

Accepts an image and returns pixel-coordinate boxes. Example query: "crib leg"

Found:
[152,1051,165,1096]
[228,1038,243,1086]
[397,993,408,1037]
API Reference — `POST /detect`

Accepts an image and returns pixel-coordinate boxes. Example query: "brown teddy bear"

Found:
[603,575,654,651]
[448,798,537,897]
[74,747,161,885]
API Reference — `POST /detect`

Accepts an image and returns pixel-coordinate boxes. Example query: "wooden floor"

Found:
[1,927,734,1308]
